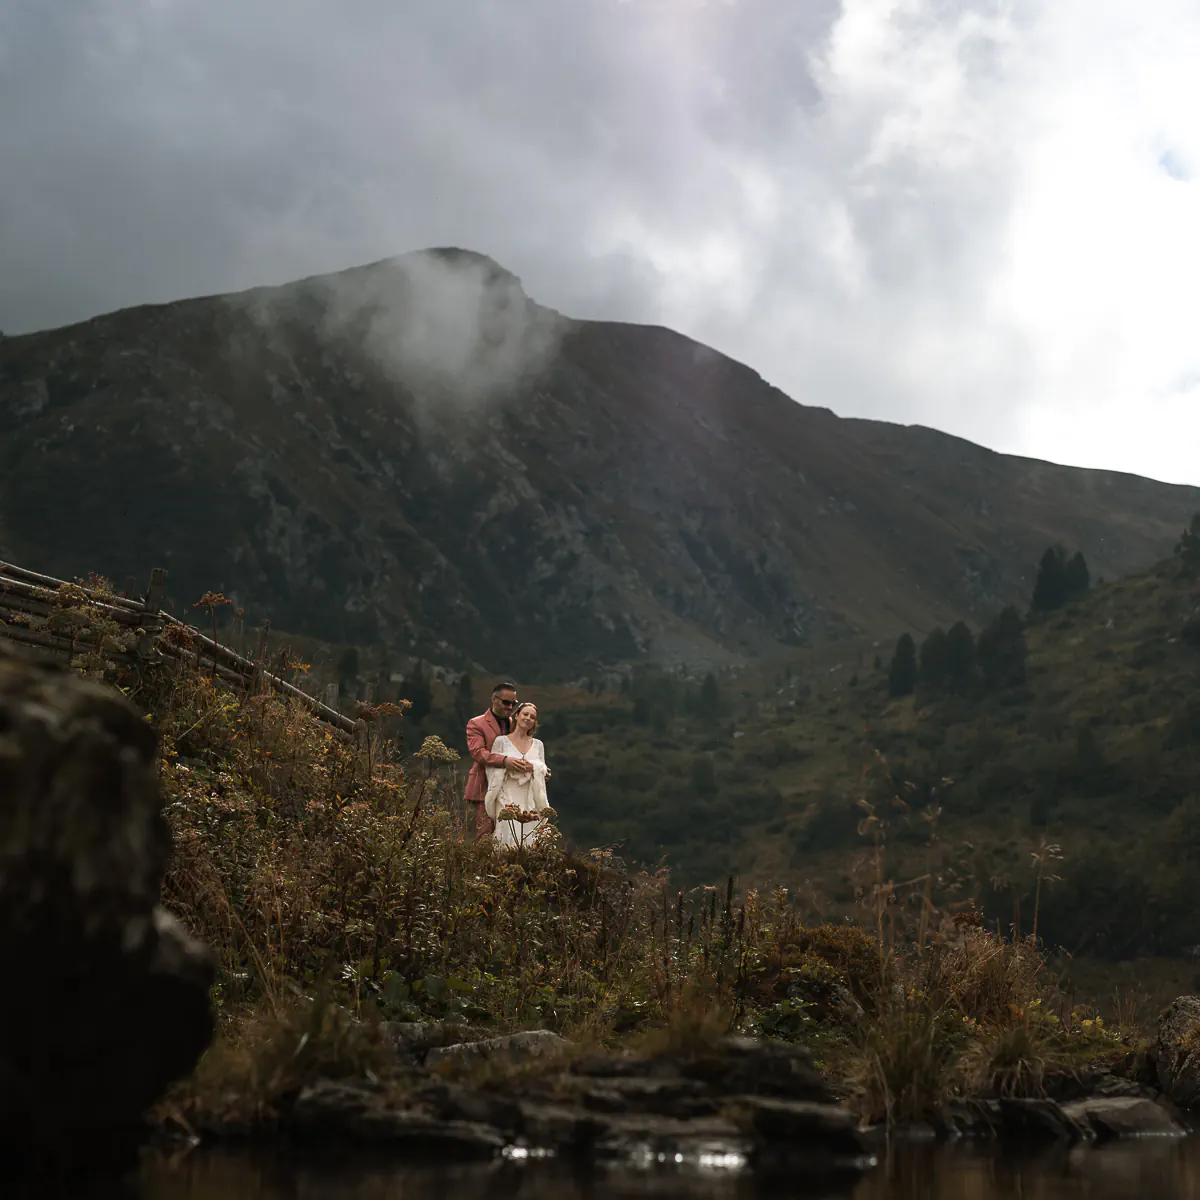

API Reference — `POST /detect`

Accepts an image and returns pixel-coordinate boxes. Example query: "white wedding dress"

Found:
[484,735,551,849]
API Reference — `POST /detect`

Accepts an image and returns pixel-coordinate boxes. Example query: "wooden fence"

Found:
[0,559,362,741]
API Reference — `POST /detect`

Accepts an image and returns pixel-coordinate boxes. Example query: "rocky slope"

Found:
[1,248,1197,677]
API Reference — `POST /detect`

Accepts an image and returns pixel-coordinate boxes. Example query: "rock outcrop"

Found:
[0,643,214,1173]
[276,1033,874,1186]
[1156,995,1200,1108]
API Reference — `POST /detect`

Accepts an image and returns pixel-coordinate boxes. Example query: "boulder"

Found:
[679,1035,833,1102]
[0,645,214,1172]
[579,1075,721,1118]
[1156,996,1200,1108]
[1044,1068,1155,1103]
[738,1095,864,1152]
[425,1029,568,1069]
[940,1093,1184,1144]
[381,1020,493,1065]
[292,1079,503,1159]
[1060,1096,1186,1140]
[252,1034,876,1186]
[590,1112,748,1166]
[948,1097,1091,1142]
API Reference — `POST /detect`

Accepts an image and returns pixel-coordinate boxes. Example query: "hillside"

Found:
[534,539,1200,966]
[1,248,1198,678]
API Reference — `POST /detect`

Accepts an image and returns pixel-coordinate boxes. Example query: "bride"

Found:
[484,701,553,848]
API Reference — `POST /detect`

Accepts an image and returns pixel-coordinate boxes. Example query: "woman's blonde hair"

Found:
[512,701,539,733]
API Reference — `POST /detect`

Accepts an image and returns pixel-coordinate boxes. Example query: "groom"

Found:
[464,680,532,840]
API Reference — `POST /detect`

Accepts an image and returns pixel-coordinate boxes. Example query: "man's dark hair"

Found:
[492,680,518,695]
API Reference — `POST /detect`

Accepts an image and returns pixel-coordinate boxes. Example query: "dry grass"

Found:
[162,996,397,1132]
[4,612,1124,1131]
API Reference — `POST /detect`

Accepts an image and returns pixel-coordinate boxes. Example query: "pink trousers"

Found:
[473,800,495,840]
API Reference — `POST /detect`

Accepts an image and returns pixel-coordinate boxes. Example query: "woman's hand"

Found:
[506,755,534,774]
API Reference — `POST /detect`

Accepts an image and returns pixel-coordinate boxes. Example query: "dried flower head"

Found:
[415,735,460,763]
[163,623,196,648]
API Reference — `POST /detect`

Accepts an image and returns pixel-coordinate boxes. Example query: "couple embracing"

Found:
[463,681,554,849]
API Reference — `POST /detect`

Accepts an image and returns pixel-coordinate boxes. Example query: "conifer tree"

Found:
[888,633,917,698]
[977,605,1028,689]
[945,621,977,694]
[1032,545,1089,610]
[919,628,950,690]
[1176,513,1200,570]
[1031,546,1067,612]
[1063,551,1091,601]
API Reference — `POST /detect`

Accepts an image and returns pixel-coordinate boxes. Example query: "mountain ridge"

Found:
[1,248,1197,678]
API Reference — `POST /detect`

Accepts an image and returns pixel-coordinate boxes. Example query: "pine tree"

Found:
[888,634,917,698]
[1176,513,1200,570]
[1063,551,1090,601]
[919,628,950,690]
[945,621,977,694]
[1031,546,1068,612]
[976,605,1027,689]
[699,672,721,713]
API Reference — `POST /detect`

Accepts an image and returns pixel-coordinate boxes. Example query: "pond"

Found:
[117,1138,1200,1200]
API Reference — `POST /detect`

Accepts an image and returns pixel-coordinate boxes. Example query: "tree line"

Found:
[886,541,1093,700]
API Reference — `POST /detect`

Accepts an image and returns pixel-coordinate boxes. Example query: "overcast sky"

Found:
[3,1,1199,486]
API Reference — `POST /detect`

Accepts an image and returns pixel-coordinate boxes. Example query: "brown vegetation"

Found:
[116,642,1139,1130]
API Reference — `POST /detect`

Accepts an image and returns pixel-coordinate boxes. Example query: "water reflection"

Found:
[855,1139,1200,1199]
[120,1137,1200,1200]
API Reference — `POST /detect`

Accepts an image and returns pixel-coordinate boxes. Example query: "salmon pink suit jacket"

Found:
[463,709,508,803]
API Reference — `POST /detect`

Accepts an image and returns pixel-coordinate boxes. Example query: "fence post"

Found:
[136,568,168,658]
[231,609,245,656]
[324,682,339,712]
[360,681,375,752]
[251,622,270,692]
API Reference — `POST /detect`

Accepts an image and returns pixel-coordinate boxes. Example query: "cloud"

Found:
[1,0,1199,485]
[232,249,566,407]
[331,252,565,406]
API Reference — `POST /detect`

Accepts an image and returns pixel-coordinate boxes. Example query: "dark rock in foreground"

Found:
[285,1034,875,1186]
[937,1093,1186,1144]
[0,644,215,1174]
[1157,995,1200,1108]
[1061,1096,1186,1140]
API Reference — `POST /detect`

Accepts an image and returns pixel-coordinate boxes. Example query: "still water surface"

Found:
[130,1139,1200,1200]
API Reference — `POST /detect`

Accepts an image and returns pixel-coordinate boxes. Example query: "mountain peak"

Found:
[1,259,1198,676]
